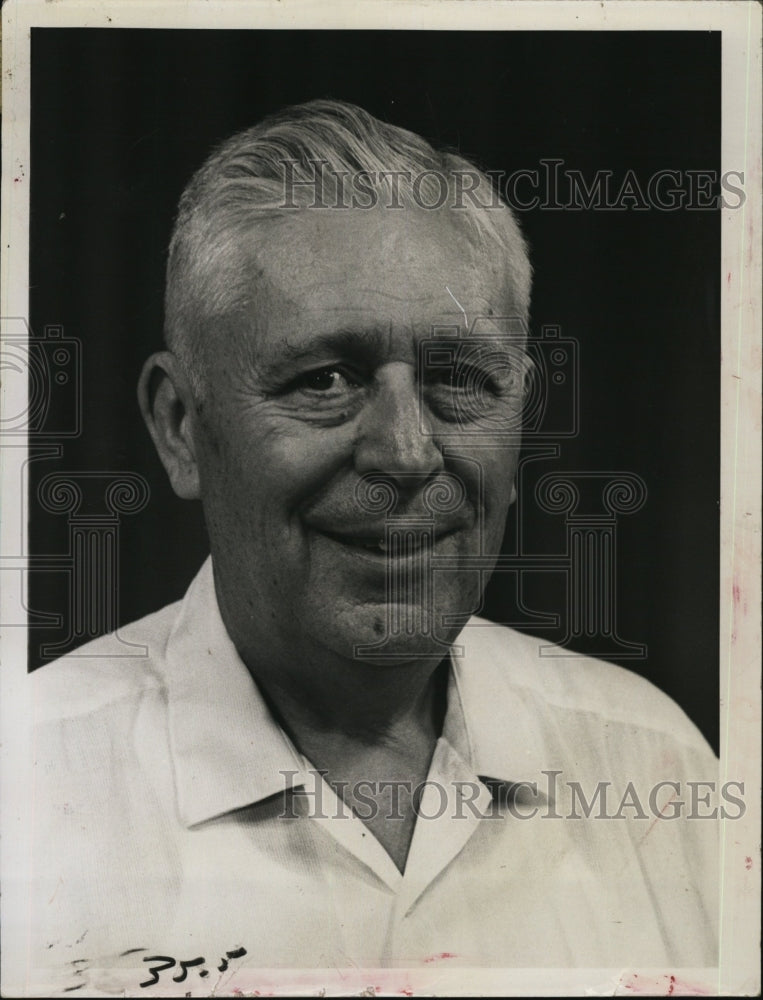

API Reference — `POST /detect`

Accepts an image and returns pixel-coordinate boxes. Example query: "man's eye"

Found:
[291,367,361,393]
[430,364,494,392]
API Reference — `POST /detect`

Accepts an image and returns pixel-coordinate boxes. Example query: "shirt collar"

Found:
[164,558,545,827]
[447,624,552,789]
[164,557,305,827]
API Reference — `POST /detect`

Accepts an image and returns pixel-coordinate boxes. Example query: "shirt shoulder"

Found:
[460,616,714,759]
[30,599,181,724]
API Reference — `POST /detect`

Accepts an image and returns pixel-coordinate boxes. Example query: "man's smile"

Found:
[310,521,467,563]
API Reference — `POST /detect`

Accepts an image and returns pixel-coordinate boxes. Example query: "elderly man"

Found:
[28,101,717,992]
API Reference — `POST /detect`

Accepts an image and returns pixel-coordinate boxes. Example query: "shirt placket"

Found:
[383,739,494,964]
[296,741,491,966]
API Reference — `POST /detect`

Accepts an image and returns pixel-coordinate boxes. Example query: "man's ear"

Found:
[510,482,518,506]
[137,351,201,500]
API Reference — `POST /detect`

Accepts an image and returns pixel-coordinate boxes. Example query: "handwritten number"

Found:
[172,957,205,983]
[218,948,247,973]
[137,946,246,987]
[139,956,175,988]
[64,958,90,993]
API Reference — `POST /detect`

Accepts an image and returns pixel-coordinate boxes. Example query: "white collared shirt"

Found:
[24,558,718,995]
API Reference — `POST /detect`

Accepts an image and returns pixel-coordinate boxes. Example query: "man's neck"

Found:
[253,652,449,745]
[247,653,451,873]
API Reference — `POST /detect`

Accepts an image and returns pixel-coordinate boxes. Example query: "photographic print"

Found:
[1,2,760,996]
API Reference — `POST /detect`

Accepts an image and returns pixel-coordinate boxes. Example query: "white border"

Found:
[2,2,760,995]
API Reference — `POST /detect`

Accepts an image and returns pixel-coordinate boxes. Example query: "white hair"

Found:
[164,99,532,394]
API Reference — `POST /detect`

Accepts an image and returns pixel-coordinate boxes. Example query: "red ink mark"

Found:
[679,983,711,997]
[423,952,456,963]
[399,990,414,997]
[48,876,64,905]
[619,971,713,995]
[639,790,679,844]
[733,582,741,605]
[745,856,753,870]
[727,271,732,286]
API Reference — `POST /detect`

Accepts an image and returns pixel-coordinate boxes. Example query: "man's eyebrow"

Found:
[262,326,392,371]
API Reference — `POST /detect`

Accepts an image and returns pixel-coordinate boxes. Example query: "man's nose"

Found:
[353,363,443,486]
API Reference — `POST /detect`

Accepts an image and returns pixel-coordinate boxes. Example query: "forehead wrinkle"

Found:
[281,281,482,309]
[288,291,506,329]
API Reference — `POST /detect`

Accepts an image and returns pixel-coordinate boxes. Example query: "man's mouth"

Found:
[314,526,459,557]
[328,533,396,553]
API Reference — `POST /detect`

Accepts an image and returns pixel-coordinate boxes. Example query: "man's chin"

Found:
[319,601,466,668]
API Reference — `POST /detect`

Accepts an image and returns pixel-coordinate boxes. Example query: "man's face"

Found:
[190,207,525,669]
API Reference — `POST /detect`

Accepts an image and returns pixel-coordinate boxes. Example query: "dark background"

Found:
[28,29,720,750]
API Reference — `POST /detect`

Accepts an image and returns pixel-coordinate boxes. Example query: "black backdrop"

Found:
[28,29,720,751]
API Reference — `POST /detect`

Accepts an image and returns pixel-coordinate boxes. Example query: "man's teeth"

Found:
[326,532,438,553]
[359,537,431,553]
[361,538,387,551]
